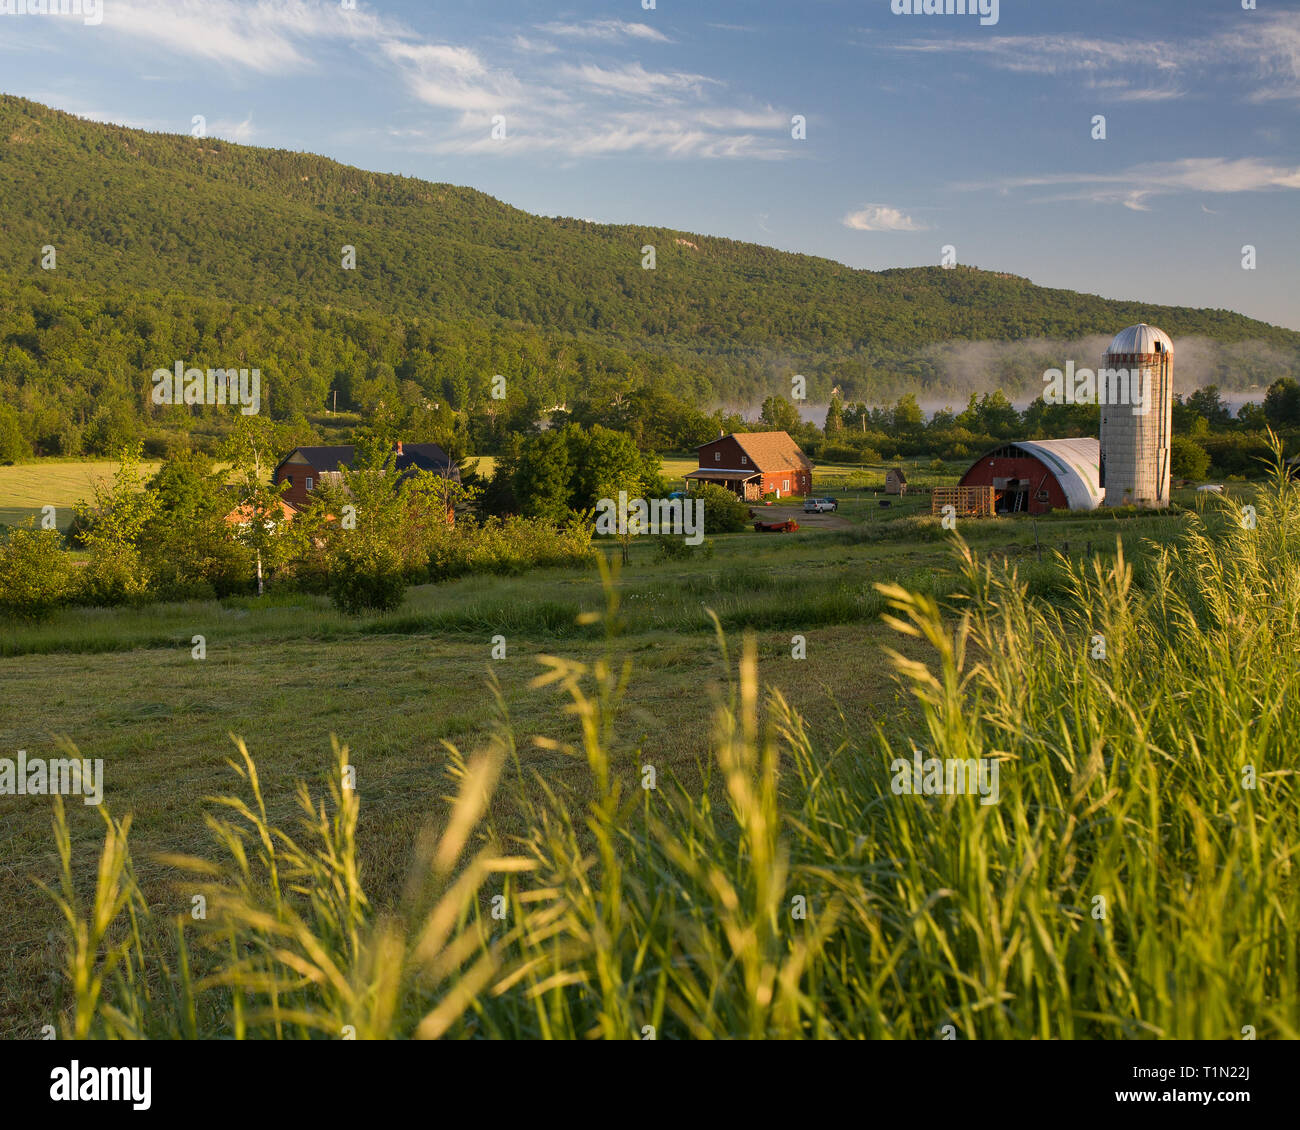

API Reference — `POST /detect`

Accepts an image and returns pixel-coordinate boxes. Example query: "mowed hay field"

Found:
[0,460,162,530]
[0,536,938,1037]
[0,493,1207,1037]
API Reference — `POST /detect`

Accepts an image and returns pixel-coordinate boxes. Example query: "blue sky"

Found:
[3,0,1298,329]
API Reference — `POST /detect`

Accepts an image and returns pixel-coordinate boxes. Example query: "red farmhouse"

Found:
[273,441,460,509]
[687,432,813,501]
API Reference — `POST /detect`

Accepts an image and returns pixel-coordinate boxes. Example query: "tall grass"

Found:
[39,449,1299,1038]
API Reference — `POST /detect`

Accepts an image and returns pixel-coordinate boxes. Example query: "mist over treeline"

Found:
[752,336,1299,422]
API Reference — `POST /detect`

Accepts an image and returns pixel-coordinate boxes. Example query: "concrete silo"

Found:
[1099,323,1174,507]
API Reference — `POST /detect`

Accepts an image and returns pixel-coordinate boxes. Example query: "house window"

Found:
[714,452,721,462]
[286,475,294,486]
[306,477,314,490]
[741,455,748,465]
[783,480,790,492]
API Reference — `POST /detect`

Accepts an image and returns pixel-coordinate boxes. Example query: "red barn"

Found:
[687,432,813,500]
[958,438,1102,515]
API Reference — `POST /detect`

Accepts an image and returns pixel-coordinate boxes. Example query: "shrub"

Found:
[653,535,714,562]
[327,540,408,614]
[1171,435,1211,481]
[688,482,750,534]
[0,525,75,620]
[78,546,151,608]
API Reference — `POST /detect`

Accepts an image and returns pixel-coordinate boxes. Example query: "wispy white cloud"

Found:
[382,42,525,113]
[877,13,1300,103]
[843,204,928,232]
[423,110,789,161]
[964,157,1300,208]
[537,20,671,44]
[559,62,718,100]
[98,0,391,74]
[69,0,790,161]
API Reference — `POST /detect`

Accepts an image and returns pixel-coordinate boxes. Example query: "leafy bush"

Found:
[327,540,408,614]
[1171,434,1211,481]
[823,443,863,463]
[653,535,714,562]
[0,524,74,620]
[78,546,151,608]
[690,482,750,533]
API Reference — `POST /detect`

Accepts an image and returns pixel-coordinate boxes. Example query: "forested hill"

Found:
[3,94,1296,352]
[1,93,1298,460]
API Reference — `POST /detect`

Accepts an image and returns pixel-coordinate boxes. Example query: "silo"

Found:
[1099,323,1174,507]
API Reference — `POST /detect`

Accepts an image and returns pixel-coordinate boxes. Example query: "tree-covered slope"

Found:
[2,94,1296,354]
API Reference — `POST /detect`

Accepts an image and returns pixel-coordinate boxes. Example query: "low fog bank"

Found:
[724,336,1296,423]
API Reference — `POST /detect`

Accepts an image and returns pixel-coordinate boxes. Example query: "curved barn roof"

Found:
[1016,438,1102,510]
[1106,323,1174,356]
[969,437,1102,511]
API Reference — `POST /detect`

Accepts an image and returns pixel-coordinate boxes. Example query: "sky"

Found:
[2,0,1298,330]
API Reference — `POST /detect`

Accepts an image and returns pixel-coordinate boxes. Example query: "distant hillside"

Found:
[0,93,1296,456]
[4,95,1297,349]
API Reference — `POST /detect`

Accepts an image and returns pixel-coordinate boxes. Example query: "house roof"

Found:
[703,431,812,472]
[887,468,908,480]
[274,443,459,481]
[686,469,760,482]
[224,498,299,525]
[275,446,356,474]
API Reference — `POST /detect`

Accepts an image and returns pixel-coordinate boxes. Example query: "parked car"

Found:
[803,497,838,513]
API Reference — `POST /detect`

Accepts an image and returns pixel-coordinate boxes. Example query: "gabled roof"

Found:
[703,431,812,472]
[275,446,356,475]
[274,443,459,481]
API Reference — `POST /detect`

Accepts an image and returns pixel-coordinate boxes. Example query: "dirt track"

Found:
[752,503,854,530]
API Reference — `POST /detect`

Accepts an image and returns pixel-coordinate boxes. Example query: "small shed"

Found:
[885,468,908,495]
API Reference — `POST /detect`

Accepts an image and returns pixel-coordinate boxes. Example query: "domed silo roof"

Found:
[1106,323,1174,356]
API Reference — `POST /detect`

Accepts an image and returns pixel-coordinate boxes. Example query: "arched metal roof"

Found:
[970,437,1102,511]
[1106,323,1174,356]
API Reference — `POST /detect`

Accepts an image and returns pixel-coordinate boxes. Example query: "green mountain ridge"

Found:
[3,94,1295,347]
[0,93,1296,458]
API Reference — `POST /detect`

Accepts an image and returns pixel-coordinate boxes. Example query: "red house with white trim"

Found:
[687,432,813,500]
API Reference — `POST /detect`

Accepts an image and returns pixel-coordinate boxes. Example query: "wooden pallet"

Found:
[931,486,996,518]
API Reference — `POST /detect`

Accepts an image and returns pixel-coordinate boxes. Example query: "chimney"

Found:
[395,440,403,456]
